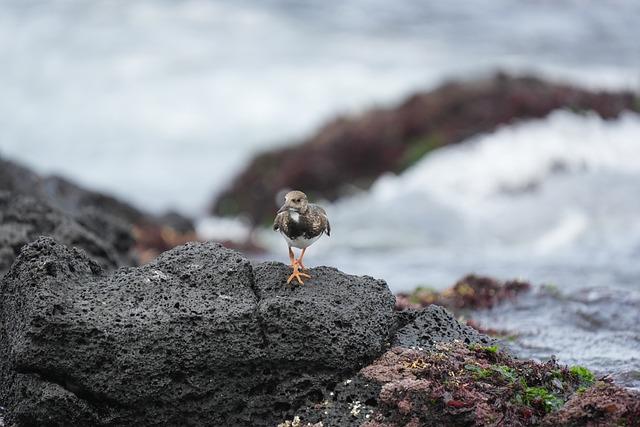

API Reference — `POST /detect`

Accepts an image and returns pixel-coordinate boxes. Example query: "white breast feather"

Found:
[280,231,321,249]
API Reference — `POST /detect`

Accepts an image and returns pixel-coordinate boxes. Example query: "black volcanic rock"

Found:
[0,158,145,226]
[73,206,136,258]
[0,158,44,197]
[0,157,196,261]
[253,262,395,368]
[0,238,396,426]
[393,304,495,349]
[2,238,637,426]
[0,192,128,275]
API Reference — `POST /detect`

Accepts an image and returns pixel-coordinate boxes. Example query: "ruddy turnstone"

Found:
[273,190,331,284]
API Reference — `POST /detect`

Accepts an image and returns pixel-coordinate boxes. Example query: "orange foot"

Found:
[287,263,311,284]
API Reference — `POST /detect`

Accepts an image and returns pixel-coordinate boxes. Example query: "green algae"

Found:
[399,134,444,169]
[569,365,596,385]
[522,386,565,412]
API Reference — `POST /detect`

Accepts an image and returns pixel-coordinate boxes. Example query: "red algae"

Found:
[395,274,531,312]
[358,342,639,426]
[543,381,640,427]
[212,74,640,226]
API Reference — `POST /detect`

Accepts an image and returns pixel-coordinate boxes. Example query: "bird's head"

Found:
[283,190,309,213]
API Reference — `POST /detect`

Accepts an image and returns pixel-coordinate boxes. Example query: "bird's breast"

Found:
[281,231,322,249]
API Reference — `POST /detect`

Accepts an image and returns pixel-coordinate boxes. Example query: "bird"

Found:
[273,190,330,284]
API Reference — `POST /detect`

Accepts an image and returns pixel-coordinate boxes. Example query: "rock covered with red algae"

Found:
[293,341,639,427]
[542,381,640,427]
[395,274,531,312]
[212,73,640,225]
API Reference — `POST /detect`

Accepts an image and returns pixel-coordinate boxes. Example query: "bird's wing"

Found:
[312,204,331,236]
[273,208,286,231]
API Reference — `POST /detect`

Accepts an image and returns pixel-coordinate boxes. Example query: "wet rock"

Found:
[0,159,143,226]
[0,158,44,197]
[41,175,149,226]
[395,274,531,312]
[0,238,396,426]
[393,305,495,349]
[295,342,637,427]
[73,206,136,261]
[211,73,640,225]
[156,210,196,235]
[289,308,496,426]
[0,156,196,262]
[542,380,640,426]
[0,192,126,275]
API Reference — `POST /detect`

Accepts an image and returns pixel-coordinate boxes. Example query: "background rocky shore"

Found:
[2,73,640,424]
[211,74,639,226]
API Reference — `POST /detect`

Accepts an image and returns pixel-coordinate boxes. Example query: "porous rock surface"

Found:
[0,237,398,426]
[393,304,495,349]
[0,192,126,275]
[293,307,495,426]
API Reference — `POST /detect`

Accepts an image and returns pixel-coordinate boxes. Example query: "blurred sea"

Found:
[1,1,640,387]
[1,0,638,212]
[276,111,640,388]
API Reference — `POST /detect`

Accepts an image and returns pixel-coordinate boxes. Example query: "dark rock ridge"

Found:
[0,192,128,275]
[0,157,197,262]
[211,73,640,225]
[0,237,398,426]
[0,158,147,227]
[393,305,495,349]
[395,275,533,341]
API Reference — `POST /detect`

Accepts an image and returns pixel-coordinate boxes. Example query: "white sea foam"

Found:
[372,111,640,207]
[1,1,639,213]
[197,216,252,242]
[298,111,640,292]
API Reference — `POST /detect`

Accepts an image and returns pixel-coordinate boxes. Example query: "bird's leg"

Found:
[287,246,311,285]
[288,246,296,268]
[287,262,311,284]
[296,248,307,270]
[287,247,310,284]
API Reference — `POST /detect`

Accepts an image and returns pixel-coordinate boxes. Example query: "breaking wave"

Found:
[293,111,640,293]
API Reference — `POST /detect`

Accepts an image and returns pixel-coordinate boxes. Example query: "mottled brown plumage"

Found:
[273,190,330,284]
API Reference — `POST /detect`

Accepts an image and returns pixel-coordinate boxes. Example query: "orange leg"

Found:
[287,247,310,284]
[296,248,307,270]
[288,247,296,267]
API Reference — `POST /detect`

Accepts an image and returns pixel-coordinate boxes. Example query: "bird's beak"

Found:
[277,204,288,214]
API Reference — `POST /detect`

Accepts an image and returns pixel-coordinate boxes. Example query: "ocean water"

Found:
[0,0,639,213]
[257,110,640,388]
[1,0,639,389]
[287,111,640,291]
